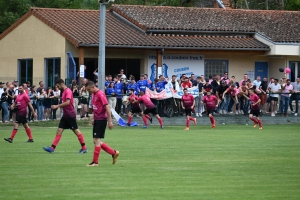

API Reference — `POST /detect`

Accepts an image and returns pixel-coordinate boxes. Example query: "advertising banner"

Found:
[146,82,199,100]
[148,54,204,81]
[148,54,204,82]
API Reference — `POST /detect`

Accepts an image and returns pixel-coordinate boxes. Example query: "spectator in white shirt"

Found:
[268,79,281,117]
[252,76,261,88]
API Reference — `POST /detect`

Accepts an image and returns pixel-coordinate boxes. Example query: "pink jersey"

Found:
[202,95,218,110]
[139,94,156,109]
[182,94,194,109]
[62,88,76,118]
[15,92,30,116]
[228,88,239,96]
[92,90,108,120]
[129,94,140,108]
[250,94,260,110]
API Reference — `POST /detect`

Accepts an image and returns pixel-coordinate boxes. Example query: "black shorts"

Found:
[58,117,78,130]
[16,115,27,124]
[130,107,142,114]
[250,110,260,117]
[270,97,278,102]
[185,108,192,116]
[206,109,215,116]
[143,108,157,115]
[93,120,107,139]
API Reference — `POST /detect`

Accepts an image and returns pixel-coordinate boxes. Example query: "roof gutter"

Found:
[255,33,300,45]
[78,43,270,51]
[147,30,255,35]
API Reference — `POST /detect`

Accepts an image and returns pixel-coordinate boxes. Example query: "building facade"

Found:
[0,5,300,87]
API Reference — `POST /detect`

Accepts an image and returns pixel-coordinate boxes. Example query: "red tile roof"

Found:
[0,7,269,50]
[111,5,300,43]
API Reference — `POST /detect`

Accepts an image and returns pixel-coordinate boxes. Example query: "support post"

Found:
[156,50,162,79]
[98,3,106,90]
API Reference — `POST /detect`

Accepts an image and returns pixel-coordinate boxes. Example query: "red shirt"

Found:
[202,95,218,110]
[15,92,30,116]
[92,90,108,120]
[181,82,192,89]
[181,94,194,109]
[129,94,140,108]
[139,94,156,109]
[62,88,76,118]
[250,94,260,110]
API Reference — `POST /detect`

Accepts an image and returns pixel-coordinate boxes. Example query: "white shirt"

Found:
[0,88,4,97]
[269,83,281,98]
[252,80,261,88]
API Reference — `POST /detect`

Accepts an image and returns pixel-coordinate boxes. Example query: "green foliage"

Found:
[286,0,300,10]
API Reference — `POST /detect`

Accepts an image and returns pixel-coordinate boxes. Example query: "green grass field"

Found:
[1,124,300,200]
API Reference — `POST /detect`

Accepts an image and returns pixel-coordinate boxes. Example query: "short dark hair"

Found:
[85,81,95,87]
[172,75,176,78]
[274,79,279,82]
[183,88,188,91]
[55,79,65,85]
[131,76,135,81]
[286,79,291,82]
[18,84,24,87]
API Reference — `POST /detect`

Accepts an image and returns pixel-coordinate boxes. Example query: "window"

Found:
[18,59,33,84]
[204,60,228,78]
[45,58,61,87]
[289,62,300,82]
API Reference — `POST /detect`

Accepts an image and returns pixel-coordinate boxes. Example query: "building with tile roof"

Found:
[0,5,300,87]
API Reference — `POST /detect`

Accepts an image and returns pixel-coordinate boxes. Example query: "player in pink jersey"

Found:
[138,91,163,129]
[201,91,219,129]
[43,79,88,153]
[4,85,37,143]
[243,88,263,129]
[84,81,119,166]
[181,88,197,130]
[126,88,148,126]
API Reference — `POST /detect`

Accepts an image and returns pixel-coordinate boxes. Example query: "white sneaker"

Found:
[229,111,233,114]
[223,110,227,114]
[199,113,202,117]
[275,111,277,114]
[271,113,275,117]
[196,113,199,117]
[291,111,295,114]
[241,111,244,115]
[248,110,250,114]
[295,113,298,116]
[9,119,13,122]
[235,111,239,115]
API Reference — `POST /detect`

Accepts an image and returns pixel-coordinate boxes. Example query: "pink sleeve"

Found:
[100,93,108,105]
[25,95,30,103]
[65,89,72,100]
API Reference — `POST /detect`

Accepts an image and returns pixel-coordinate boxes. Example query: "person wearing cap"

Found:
[216,80,230,114]
[203,78,213,95]
[221,72,230,84]
[26,81,31,90]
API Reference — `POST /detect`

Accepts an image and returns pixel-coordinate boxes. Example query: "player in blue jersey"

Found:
[137,74,148,93]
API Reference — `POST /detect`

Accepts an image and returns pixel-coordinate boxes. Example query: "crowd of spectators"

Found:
[1,69,299,123]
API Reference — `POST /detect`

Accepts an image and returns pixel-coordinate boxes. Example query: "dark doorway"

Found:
[105,59,140,80]
[74,58,140,82]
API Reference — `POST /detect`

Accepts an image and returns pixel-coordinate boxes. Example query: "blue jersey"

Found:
[127,82,139,95]
[105,81,111,88]
[148,82,156,91]
[114,82,124,98]
[137,79,148,92]
[156,81,167,93]
[106,88,115,96]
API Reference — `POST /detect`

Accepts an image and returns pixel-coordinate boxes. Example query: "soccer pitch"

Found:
[1,124,300,200]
